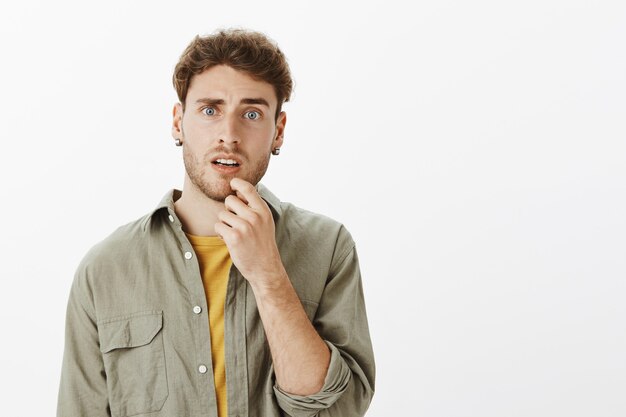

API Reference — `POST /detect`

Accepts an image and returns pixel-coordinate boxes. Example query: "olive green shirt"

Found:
[57,184,375,417]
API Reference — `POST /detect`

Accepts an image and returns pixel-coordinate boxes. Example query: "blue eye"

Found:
[244,111,260,120]
[202,107,216,116]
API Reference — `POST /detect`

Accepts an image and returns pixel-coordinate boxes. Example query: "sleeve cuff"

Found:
[273,341,352,416]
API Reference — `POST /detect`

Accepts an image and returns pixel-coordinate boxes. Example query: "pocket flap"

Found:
[98,310,163,354]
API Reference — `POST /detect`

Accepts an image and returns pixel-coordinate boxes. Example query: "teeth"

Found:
[216,158,238,166]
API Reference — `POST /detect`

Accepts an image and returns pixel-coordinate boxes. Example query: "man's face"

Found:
[172,65,286,202]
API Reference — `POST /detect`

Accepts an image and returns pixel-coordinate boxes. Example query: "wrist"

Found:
[248,268,292,299]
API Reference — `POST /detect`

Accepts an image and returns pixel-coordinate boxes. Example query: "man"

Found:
[57,28,375,417]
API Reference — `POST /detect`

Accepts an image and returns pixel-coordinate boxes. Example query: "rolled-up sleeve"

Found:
[274,240,376,417]
[57,267,110,417]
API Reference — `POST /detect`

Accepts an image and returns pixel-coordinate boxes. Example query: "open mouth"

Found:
[212,158,240,167]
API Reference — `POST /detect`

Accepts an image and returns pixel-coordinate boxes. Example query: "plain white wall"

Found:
[1,0,625,416]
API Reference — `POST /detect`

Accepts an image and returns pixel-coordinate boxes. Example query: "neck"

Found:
[173,174,224,237]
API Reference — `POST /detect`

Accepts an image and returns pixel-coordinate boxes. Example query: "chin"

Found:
[187,176,231,202]
[203,185,233,202]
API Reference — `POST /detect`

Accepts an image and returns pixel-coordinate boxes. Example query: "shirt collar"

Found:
[142,183,282,231]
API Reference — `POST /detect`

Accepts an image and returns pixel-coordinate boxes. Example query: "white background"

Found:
[1,1,625,416]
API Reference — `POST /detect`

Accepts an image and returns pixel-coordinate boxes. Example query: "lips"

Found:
[213,158,240,167]
[209,154,243,175]
[211,154,243,167]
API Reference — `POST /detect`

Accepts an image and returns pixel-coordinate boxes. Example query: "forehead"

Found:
[187,65,277,108]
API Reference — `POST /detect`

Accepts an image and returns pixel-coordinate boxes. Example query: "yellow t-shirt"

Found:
[185,232,231,417]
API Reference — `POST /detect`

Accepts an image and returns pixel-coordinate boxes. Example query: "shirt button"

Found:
[198,365,208,374]
[193,305,202,314]
[168,214,174,223]
[184,251,193,260]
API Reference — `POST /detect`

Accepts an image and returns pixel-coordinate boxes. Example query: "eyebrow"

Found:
[194,97,270,107]
[241,98,270,107]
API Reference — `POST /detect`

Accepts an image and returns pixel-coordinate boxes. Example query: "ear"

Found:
[171,103,184,140]
[274,111,287,149]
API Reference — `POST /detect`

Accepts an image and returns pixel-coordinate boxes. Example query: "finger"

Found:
[214,222,231,241]
[224,194,253,218]
[235,190,249,206]
[230,178,266,211]
[217,209,248,230]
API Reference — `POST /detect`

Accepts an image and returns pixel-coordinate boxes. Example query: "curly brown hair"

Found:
[173,28,293,120]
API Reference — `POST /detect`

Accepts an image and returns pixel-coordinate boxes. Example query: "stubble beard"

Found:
[183,144,271,202]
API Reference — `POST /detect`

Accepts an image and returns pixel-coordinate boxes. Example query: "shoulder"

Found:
[258,184,356,260]
[283,201,352,238]
[74,212,153,279]
[277,200,356,264]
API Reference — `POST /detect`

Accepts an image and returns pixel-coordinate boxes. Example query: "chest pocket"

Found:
[98,310,168,417]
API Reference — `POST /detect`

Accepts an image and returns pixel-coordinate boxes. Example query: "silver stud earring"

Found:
[175,138,182,147]
[272,148,280,156]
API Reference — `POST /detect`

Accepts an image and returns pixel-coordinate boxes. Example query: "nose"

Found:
[219,113,241,146]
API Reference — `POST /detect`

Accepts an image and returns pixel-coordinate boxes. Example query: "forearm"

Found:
[269,244,376,417]
[250,270,331,396]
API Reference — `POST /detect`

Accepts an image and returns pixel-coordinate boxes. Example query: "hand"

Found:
[215,178,286,287]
